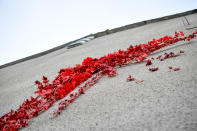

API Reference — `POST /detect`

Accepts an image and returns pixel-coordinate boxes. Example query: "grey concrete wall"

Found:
[0,34,93,69]
[1,13,197,131]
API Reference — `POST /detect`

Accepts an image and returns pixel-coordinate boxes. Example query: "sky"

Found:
[0,0,196,66]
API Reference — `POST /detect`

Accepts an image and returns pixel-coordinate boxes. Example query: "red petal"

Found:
[148,67,159,72]
[174,68,180,71]
[146,59,152,66]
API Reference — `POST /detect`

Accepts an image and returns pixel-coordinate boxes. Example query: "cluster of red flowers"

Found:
[0,30,197,130]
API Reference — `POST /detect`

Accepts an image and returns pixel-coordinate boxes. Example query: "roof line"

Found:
[94,9,197,38]
[0,9,196,69]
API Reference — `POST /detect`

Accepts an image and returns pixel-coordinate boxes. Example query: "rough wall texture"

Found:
[0,12,197,131]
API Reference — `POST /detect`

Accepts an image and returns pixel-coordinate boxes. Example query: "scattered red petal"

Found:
[126,75,135,82]
[179,50,184,53]
[156,55,162,60]
[146,59,152,66]
[149,67,159,72]
[136,80,144,84]
[173,68,180,71]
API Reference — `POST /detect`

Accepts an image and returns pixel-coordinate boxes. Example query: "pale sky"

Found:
[0,0,196,65]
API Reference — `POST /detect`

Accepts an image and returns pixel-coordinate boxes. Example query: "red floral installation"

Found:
[0,30,197,130]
